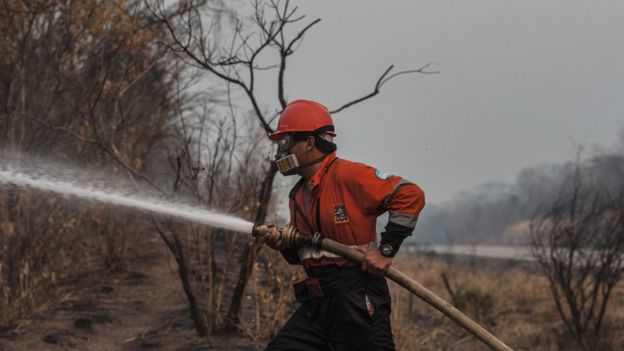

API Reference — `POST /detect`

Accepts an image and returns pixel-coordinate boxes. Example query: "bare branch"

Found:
[330,63,439,114]
[16,112,99,144]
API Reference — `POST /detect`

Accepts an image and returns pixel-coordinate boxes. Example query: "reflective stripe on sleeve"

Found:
[388,210,419,229]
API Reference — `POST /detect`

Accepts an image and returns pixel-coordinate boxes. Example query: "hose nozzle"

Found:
[251,223,322,249]
[251,223,274,238]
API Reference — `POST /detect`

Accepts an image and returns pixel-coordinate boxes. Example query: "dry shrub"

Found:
[0,190,89,328]
[241,247,303,346]
[530,163,624,350]
[155,222,239,335]
[0,0,182,331]
[79,203,151,274]
[0,184,153,329]
[153,217,301,343]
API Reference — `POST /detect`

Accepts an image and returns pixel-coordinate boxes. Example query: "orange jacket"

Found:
[287,153,425,267]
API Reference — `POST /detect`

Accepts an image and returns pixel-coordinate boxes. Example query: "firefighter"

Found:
[261,99,425,351]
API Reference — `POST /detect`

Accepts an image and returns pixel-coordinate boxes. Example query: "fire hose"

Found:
[252,224,513,351]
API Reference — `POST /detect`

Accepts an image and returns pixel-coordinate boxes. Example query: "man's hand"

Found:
[258,224,282,250]
[361,246,393,277]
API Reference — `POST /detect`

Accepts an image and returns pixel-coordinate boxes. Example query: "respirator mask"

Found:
[274,133,303,176]
[274,132,334,176]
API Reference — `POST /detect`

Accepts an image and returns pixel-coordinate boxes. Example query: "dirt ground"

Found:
[0,234,258,351]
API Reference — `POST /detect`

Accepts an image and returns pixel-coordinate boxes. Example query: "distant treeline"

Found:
[416,130,624,245]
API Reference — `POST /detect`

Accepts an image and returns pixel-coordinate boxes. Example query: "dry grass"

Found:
[389,252,624,350]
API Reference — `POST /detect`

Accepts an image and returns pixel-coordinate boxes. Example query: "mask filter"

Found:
[274,134,301,176]
[273,132,329,176]
[276,153,300,176]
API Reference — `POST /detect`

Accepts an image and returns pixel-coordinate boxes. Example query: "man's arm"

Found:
[380,180,425,256]
[347,165,425,275]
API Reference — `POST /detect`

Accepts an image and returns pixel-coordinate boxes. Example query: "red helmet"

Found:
[269,99,336,141]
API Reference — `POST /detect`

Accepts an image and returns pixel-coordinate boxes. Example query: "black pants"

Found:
[265,265,395,351]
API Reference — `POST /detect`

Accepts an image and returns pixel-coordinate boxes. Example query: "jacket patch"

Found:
[333,204,349,224]
[374,169,392,180]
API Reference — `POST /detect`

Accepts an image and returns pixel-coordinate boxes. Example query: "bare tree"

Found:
[145,0,436,331]
[152,99,272,335]
[530,159,624,350]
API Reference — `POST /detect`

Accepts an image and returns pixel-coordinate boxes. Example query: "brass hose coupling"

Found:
[251,223,323,249]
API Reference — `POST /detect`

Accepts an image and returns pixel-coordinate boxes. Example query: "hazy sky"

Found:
[267,0,624,204]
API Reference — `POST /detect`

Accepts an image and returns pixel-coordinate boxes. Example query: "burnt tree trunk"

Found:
[156,223,209,336]
[223,162,277,330]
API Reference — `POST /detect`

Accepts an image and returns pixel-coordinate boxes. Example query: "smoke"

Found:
[415,128,624,245]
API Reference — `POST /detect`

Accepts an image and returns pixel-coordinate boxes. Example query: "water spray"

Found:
[251,224,514,351]
[0,167,254,234]
[0,164,512,350]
